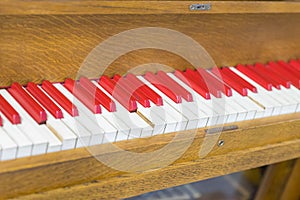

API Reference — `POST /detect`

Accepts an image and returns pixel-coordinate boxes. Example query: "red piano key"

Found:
[197,68,232,97]
[64,79,101,114]
[185,69,213,96]
[26,82,63,119]
[8,82,47,124]
[211,67,248,96]
[254,63,290,89]
[0,94,21,124]
[126,74,163,106]
[221,67,257,93]
[98,76,137,112]
[251,64,281,89]
[278,61,300,79]
[174,70,211,99]
[236,64,272,91]
[186,68,222,98]
[42,80,78,117]
[79,77,116,112]
[113,74,138,102]
[144,72,182,103]
[113,74,150,108]
[156,71,193,102]
[268,62,300,89]
[289,59,300,72]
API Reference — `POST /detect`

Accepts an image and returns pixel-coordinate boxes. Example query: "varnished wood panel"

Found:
[1,13,300,87]
[13,139,300,200]
[0,113,299,199]
[1,1,300,15]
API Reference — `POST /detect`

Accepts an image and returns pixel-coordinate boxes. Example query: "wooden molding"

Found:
[1,1,300,15]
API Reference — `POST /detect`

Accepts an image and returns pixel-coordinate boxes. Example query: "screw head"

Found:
[218,140,224,147]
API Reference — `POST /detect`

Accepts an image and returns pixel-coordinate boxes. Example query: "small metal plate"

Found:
[189,4,211,11]
[205,125,238,134]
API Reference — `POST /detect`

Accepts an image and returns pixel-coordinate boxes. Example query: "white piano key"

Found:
[0,89,49,155]
[95,113,119,143]
[99,108,130,142]
[54,83,105,146]
[0,128,17,161]
[137,76,190,132]
[1,114,33,158]
[92,81,154,139]
[211,95,238,124]
[46,119,77,150]
[288,86,300,112]
[60,116,91,147]
[230,67,282,117]
[231,90,262,120]
[276,87,299,113]
[136,102,167,135]
[271,88,297,114]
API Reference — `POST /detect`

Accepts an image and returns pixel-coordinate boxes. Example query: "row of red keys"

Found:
[0,58,299,126]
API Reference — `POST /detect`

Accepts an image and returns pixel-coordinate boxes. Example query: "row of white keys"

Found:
[92,81,134,143]
[244,77,298,114]
[231,67,289,116]
[206,70,256,121]
[70,99,119,144]
[54,83,106,146]
[167,73,227,126]
[229,67,279,117]
[0,89,49,155]
[21,88,63,152]
[1,114,32,158]
[32,86,78,150]
[136,101,173,135]
[92,81,154,140]
[231,90,264,119]
[203,80,250,123]
[40,85,92,147]
[1,89,62,153]
[139,76,205,129]
[125,76,186,133]
[0,128,17,161]
[137,76,192,132]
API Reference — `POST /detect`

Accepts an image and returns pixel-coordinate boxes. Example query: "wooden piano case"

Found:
[0,0,300,199]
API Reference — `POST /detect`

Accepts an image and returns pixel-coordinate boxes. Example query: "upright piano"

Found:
[0,0,300,199]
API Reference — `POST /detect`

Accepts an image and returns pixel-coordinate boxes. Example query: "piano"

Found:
[0,0,300,199]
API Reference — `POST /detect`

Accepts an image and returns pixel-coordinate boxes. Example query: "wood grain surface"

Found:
[1,13,300,87]
[1,1,300,15]
[0,113,299,199]
[13,139,300,200]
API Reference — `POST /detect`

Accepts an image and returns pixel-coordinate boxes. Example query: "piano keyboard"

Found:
[0,59,300,161]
